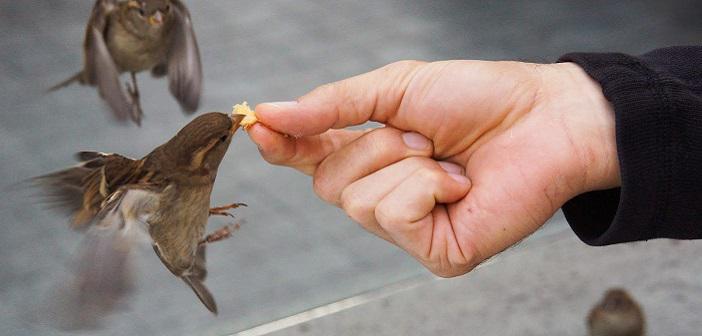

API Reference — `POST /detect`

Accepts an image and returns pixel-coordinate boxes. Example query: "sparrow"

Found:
[588,288,646,336]
[50,0,202,125]
[35,112,246,321]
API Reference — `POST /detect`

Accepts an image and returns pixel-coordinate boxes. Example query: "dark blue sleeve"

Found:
[558,46,702,245]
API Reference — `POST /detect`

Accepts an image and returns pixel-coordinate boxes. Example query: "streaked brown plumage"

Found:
[35,112,245,322]
[588,288,646,336]
[50,0,202,125]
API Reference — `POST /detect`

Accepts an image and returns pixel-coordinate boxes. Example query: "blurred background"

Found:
[0,1,700,335]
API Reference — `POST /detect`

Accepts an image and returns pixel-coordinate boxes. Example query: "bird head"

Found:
[161,112,245,177]
[598,288,638,313]
[127,0,171,28]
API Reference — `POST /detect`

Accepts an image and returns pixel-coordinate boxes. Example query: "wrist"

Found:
[543,62,621,195]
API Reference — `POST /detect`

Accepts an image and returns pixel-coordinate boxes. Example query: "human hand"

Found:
[248,60,619,277]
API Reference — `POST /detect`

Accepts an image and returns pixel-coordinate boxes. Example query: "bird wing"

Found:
[167,0,203,114]
[46,187,161,329]
[34,151,165,228]
[84,0,138,123]
[38,151,164,329]
[46,221,137,330]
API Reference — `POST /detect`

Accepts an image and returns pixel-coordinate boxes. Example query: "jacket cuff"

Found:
[558,52,675,245]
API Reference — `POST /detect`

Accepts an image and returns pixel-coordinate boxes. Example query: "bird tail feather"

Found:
[183,275,218,314]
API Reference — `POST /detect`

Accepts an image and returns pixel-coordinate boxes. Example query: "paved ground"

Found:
[272,234,702,336]
[0,1,700,335]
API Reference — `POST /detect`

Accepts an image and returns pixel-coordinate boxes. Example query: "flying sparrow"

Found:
[35,112,246,321]
[588,288,646,336]
[50,0,202,125]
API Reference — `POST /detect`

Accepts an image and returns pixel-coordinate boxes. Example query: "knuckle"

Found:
[339,187,367,223]
[386,60,425,72]
[364,128,402,154]
[403,156,430,167]
[416,167,443,184]
[375,201,415,233]
[312,167,337,204]
[310,82,337,97]
[337,81,364,113]
[374,202,401,230]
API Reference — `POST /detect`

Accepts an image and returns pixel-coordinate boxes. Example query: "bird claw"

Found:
[209,210,234,218]
[199,223,240,245]
[209,202,247,217]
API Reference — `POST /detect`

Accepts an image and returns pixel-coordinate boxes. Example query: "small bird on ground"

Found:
[35,112,246,322]
[50,0,202,125]
[588,288,646,336]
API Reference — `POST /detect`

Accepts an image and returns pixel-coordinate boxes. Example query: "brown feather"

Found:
[36,112,242,317]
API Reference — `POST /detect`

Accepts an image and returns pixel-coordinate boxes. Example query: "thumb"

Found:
[255,60,426,137]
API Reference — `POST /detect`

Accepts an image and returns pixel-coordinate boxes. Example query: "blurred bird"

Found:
[50,0,202,125]
[34,112,246,322]
[588,288,646,336]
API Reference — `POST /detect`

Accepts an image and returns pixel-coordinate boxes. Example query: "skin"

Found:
[248,60,619,277]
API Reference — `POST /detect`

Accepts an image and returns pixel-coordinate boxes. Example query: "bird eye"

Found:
[219,135,228,142]
[138,8,145,16]
[165,5,171,11]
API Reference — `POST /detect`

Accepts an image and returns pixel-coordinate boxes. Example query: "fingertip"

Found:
[255,101,299,119]
[246,123,273,147]
[438,161,465,175]
[246,123,295,164]
[255,101,316,137]
[448,173,471,189]
[436,170,471,204]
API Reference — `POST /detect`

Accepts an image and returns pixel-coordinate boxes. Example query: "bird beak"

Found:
[149,11,163,26]
[230,114,245,135]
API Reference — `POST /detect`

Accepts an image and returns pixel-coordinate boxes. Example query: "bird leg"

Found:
[125,72,143,124]
[209,202,247,218]
[199,223,240,245]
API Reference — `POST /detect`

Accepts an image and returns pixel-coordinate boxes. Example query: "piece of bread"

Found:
[232,102,257,129]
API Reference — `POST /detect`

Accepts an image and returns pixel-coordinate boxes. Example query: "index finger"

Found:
[255,60,426,137]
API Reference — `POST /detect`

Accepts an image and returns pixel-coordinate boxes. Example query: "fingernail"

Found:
[449,173,471,186]
[402,132,431,150]
[265,101,299,109]
[438,161,464,174]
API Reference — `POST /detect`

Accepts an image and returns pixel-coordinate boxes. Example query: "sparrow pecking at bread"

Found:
[50,0,202,125]
[35,112,246,323]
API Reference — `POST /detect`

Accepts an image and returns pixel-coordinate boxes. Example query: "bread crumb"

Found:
[232,102,257,129]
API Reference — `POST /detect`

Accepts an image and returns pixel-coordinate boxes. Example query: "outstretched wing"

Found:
[167,0,202,113]
[84,0,138,123]
[34,151,136,228]
[44,187,159,330]
[36,150,168,328]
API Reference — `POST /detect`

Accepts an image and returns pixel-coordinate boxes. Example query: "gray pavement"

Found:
[0,1,700,335]
[272,234,702,336]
